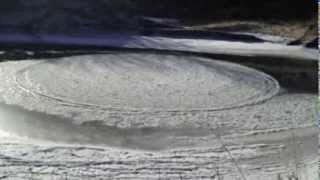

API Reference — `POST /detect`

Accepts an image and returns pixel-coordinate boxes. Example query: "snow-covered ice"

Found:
[0,52,317,179]
[14,54,279,112]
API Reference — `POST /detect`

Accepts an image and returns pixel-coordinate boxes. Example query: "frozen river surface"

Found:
[0,52,317,179]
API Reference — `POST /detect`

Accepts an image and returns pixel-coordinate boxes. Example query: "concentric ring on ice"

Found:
[15,53,279,112]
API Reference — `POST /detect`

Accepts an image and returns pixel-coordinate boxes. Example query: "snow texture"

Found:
[0,50,317,179]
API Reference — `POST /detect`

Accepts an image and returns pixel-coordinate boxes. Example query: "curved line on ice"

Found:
[14,53,280,113]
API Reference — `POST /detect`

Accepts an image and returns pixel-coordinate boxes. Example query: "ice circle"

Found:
[15,53,279,112]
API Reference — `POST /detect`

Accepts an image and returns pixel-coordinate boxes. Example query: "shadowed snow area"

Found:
[0,33,317,60]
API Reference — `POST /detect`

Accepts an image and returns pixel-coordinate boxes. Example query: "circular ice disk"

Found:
[15,53,279,112]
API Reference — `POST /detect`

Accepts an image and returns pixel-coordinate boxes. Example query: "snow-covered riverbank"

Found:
[0,32,317,61]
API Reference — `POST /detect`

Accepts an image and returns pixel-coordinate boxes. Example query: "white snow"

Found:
[15,54,279,112]
[0,40,317,179]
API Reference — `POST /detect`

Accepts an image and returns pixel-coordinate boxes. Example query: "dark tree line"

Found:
[0,0,315,20]
[133,0,316,20]
[0,0,316,33]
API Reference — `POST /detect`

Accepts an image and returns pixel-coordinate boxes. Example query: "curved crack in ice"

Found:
[14,53,280,113]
